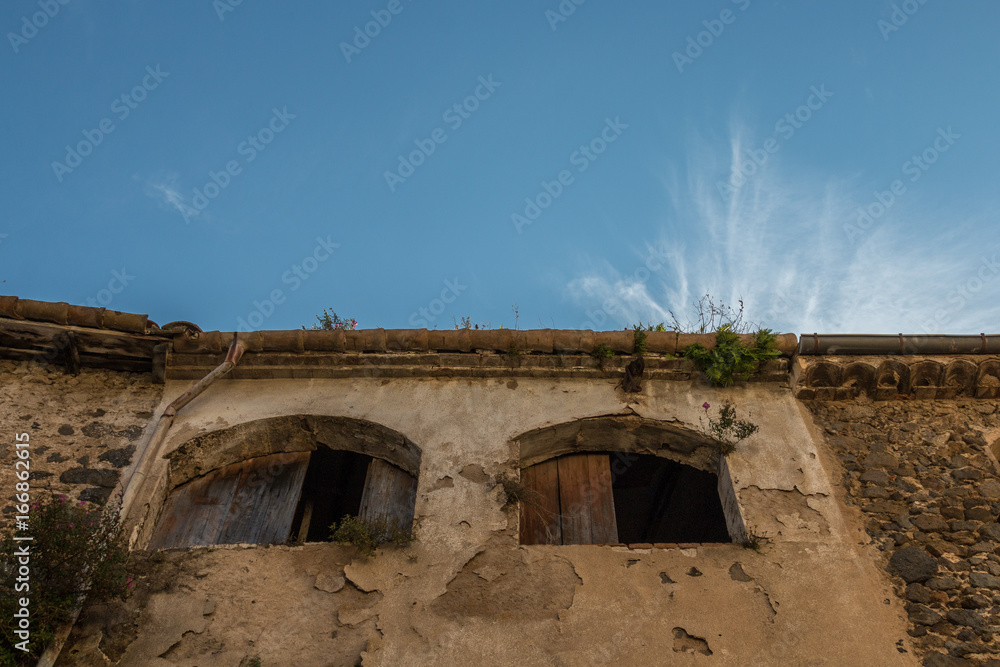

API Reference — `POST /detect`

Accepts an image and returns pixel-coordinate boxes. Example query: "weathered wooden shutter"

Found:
[519,458,563,545]
[358,457,418,530]
[519,453,618,545]
[150,452,309,549]
[557,453,618,545]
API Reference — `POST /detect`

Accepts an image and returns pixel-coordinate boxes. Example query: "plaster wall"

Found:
[75,376,917,666]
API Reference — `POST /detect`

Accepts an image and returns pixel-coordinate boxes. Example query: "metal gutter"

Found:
[797,333,1000,356]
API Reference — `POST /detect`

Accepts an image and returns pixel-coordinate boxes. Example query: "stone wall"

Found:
[0,359,161,518]
[807,398,1000,665]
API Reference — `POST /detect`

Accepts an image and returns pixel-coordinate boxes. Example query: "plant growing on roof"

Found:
[590,342,614,363]
[309,309,357,330]
[669,294,756,334]
[683,325,779,387]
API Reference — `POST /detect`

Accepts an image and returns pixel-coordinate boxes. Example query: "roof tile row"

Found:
[0,296,148,334]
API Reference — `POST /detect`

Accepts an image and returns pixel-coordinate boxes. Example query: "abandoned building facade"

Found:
[3,295,1000,665]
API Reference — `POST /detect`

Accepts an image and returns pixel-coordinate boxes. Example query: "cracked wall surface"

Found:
[28,374,917,665]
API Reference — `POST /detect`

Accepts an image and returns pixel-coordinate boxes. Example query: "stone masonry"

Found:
[807,398,1000,666]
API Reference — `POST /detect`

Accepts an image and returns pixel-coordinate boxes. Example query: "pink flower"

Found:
[702,402,710,411]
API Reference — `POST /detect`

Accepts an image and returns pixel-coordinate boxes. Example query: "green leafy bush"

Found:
[700,401,759,455]
[330,515,412,559]
[632,327,648,356]
[590,343,614,361]
[683,325,779,387]
[0,494,133,665]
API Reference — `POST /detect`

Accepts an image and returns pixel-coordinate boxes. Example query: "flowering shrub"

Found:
[310,309,357,330]
[0,494,133,665]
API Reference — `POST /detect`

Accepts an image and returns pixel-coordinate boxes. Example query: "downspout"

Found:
[36,334,246,667]
[119,333,246,524]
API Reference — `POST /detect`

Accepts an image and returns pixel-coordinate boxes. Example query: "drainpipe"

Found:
[36,335,246,667]
[119,334,246,521]
[797,333,1000,356]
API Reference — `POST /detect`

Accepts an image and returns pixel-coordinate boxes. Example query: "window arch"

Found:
[147,415,420,549]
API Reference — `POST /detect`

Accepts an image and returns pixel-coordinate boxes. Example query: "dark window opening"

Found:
[519,452,732,546]
[289,447,371,543]
[612,454,730,544]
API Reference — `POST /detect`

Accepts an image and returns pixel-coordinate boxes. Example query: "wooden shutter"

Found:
[557,454,618,545]
[519,458,562,545]
[150,452,309,549]
[519,453,619,545]
[358,458,418,530]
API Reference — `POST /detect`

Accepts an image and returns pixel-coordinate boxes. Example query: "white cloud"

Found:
[141,172,203,223]
[564,121,1000,334]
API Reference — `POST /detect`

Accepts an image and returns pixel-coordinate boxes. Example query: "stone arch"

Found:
[976,360,1000,398]
[876,359,911,398]
[806,361,842,388]
[165,414,421,488]
[841,362,877,397]
[910,360,944,387]
[944,359,978,396]
[515,414,721,473]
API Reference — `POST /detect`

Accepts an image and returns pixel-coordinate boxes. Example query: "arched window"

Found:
[514,415,744,546]
[519,452,731,545]
[148,416,420,549]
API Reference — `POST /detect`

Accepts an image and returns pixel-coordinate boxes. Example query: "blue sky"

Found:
[2,1,999,335]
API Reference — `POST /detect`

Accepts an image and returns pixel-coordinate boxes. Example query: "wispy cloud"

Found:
[141,171,204,223]
[565,121,1000,334]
